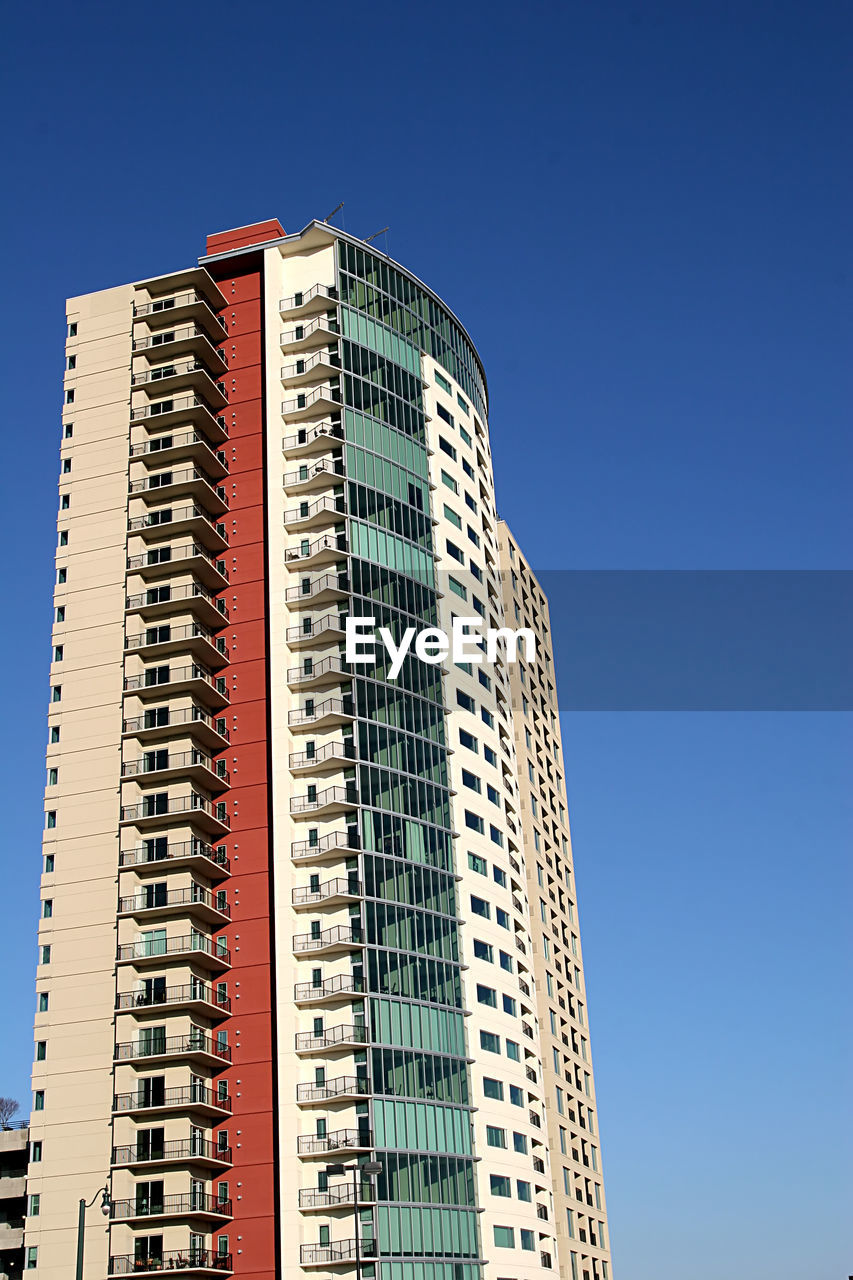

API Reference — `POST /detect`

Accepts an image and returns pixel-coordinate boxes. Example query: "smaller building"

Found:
[0,1126,27,1280]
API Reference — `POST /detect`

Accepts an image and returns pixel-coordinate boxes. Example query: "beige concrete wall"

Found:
[497,523,612,1280]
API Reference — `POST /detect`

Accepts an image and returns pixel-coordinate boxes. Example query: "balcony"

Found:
[285,572,348,607]
[133,323,228,374]
[130,393,227,445]
[113,1085,231,1120]
[290,784,358,819]
[295,1023,368,1055]
[294,973,364,1005]
[280,313,340,351]
[279,282,338,318]
[124,622,228,671]
[286,611,345,649]
[282,384,342,423]
[288,696,353,731]
[111,1138,231,1171]
[131,359,227,409]
[289,740,355,775]
[128,504,228,554]
[285,531,347,571]
[134,289,227,338]
[116,981,230,1019]
[116,934,231,972]
[117,884,230,927]
[110,1192,231,1223]
[121,750,229,794]
[284,492,346,531]
[127,541,228,589]
[296,1075,370,1106]
[128,467,228,516]
[286,654,351,691]
[114,1032,231,1069]
[108,1250,232,1276]
[129,429,227,477]
[125,580,228,630]
[298,1180,375,1211]
[119,839,229,879]
[291,828,360,864]
[123,707,229,753]
[280,348,341,387]
[301,1240,363,1267]
[282,420,344,458]
[292,877,361,909]
[123,664,229,710]
[119,793,230,837]
[292,922,363,956]
[296,1128,373,1158]
[283,455,345,494]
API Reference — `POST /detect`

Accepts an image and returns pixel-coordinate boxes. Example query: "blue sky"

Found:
[1,1,850,1276]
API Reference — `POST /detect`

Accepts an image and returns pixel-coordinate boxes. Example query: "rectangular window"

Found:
[499,950,513,973]
[490,825,504,847]
[492,866,507,886]
[448,576,468,600]
[38,993,49,1012]
[439,436,457,459]
[462,457,474,479]
[509,1084,524,1107]
[436,401,454,427]
[516,1180,532,1201]
[30,1142,42,1163]
[490,1174,512,1197]
[36,1041,47,1061]
[487,784,500,805]
[45,811,56,829]
[480,1030,501,1054]
[493,1227,515,1248]
[486,1125,506,1148]
[456,689,475,713]
[520,1229,535,1251]
[468,852,487,875]
[446,539,465,563]
[465,810,484,834]
[505,1039,520,1061]
[473,938,493,962]
[512,1132,528,1154]
[441,470,458,493]
[40,946,51,964]
[457,393,469,414]
[483,745,497,766]
[462,769,482,793]
[470,896,490,919]
[444,504,462,529]
[502,995,517,1017]
[26,1246,38,1269]
[481,707,494,727]
[459,729,478,752]
[477,984,497,1008]
[28,1193,40,1216]
[60,494,70,509]
[460,425,472,446]
[435,371,452,394]
[483,1077,504,1101]
[34,1090,45,1110]
[495,907,510,929]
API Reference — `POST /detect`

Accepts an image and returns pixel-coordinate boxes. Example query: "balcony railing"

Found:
[296,1075,370,1103]
[118,839,229,874]
[121,752,229,787]
[115,982,230,1013]
[285,532,347,564]
[117,885,230,917]
[119,794,230,830]
[129,427,226,465]
[126,580,228,618]
[283,456,344,489]
[294,973,364,1002]
[284,572,348,604]
[292,877,361,906]
[287,697,353,727]
[123,664,229,703]
[286,654,350,686]
[114,1033,231,1063]
[113,1086,231,1115]
[128,504,227,545]
[298,1182,374,1210]
[280,314,340,347]
[295,1023,368,1052]
[122,707,229,741]
[292,923,363,953]
[127,540,228,576]
[282,421,344,453]
[110,1192,231,1220]
[112,1138,232,1166]
[296,1128,372,1155]
[289,740,354,771]
[124,625,227,661]
[291,828,360,859]
[108,1251,232,1275]
[285,612,345,644]
[284,493,346,526]
[301,1240,361,1266]
[134,290,226,325]
[132,358,225,392]
[290,784,358,815]
[116,934,230,964]
[281,348,341,380]
[279,282,338,313]
[133,321,227,360]
[128,467,227,506]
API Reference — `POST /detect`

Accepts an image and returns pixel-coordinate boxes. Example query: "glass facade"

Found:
[338,241,483,1275]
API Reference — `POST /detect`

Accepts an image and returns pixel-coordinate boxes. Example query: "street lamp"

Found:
[75,1184,111,1280]
[325,1160,382,1279]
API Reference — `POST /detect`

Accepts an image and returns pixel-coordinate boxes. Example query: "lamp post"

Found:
[325,1160,382,1279]
[75,1184,111,1280]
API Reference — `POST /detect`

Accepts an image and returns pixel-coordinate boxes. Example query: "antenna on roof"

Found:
[324,202,344,224]
[364,226,390,244]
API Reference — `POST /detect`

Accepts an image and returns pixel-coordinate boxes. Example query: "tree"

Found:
[0,1097,20,1129]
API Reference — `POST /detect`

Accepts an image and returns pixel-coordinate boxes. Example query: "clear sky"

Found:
[0,2,850,1277]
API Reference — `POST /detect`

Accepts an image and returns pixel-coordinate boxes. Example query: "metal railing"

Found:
[301,1240,360,1265]
[122,708,228,740]
[284,493,345,525]
[123,665,228,700]
[296,1128,372,1155]
[115,983,230,1012]
[112,1138,231,1165]
[290,785,357,815]
[124,624,228,657]
[284,572,348,603]
[298,1181,374,1209]
[126,580,228,616]
[128,468,227,502]
[282,421,344,452]
[292,877,361,906]
[289,739,354,769]
[114,1034,231,1063]
[110,1192,231,1219]
[288,697,352,727]
[280,314,340,345]
[294,972,364,1001]
[287,655,350,685]
[296,1075,370,1103]
[116,935,230,964]
[127,541,226,576]
[118,886,230,916]
[283,456,344,488]
[132,358,225,390]
[132,322,226,357]
[295,1023,368,1051]
[281,348,341,379]
[108,1251,233,1274]
[291,828,360,859]
[120,795,229,829]
[134,290,226,323]
[285,612,344,644]
[129,429,225,464]
[128,504,227,541]
[279,282,338,311]
[130,392,224,425]
[118,840,228,873]
[285,532,347,563]
[292,923,363,953]
[113,1085,231,1114]
[121,752,228,785]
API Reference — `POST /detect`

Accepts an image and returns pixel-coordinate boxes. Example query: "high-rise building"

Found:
[27,219,612,1280]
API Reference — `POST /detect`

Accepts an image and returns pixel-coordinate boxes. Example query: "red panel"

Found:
[206,219,286,256]
[209,255,279,1278]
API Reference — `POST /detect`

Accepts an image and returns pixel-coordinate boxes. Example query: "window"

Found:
[493,1227,515,1248]
[28,1193,40,1216]
[456,690,475,713]
[49,727,60,744]
[487,784,500,806]
[486,1125,506,1148]
[490,1174,512,1197]
[495,907,510,929]
[64,390,74,405]
[473,938,493,962]
[435,370,451,393]
[444,504,462,529]
[448,577,467,600]
[446,539,465,563]
[460,425,472,446]
[484,745,497,766]
[490,825,504,847]
[462,457,474,479]
[477,984,497,1008]
[493,866,507,887]
[509,1084,524,1107]
[55,606,65,622]
[483,1077,504,1100]
[26,1246,38,1269]
[465,491,477,512]
[465,810,484,834]
[38,993,49,1012]
[516,1180,532,1201]
[42,900,53,918]
[67,321,78,337]
[505,1039,520,1062]
[60,494,70,509]
[520,1229,535,1251]
[480,1030,500,1054]
[439,436,457,460]
[481,707,494,728]
[502,995,517,1017]
[459,729,478,752]
[36,1041,47,1061]
[62,457,72,472]
[478,669,491,691]
[468,852,487,876]
[30,1142,42,1163]
[52,646,63,663]
[499,950,513,973]
[40,945,51,964]
[50,684,61,703]
[512,1134,527,1155]
[45,811,56,829]
[457,393,469,414]
[470,896,490,919]
[441,470,458,493]
[462,769,481,794]
[56,568,67,584]
[58,530,68,546]
[467,524,480,547]
[34,1089,44,1111]
[66,355,77,370]
[64,423,73,439]
[47,768,58,785]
